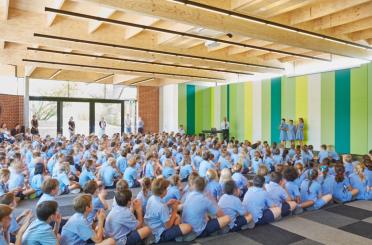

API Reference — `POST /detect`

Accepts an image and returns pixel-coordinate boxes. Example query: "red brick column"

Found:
[138,86,159,133]
[0,94,24,128]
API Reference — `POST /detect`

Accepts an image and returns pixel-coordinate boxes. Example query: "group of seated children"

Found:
[0,132,371,244]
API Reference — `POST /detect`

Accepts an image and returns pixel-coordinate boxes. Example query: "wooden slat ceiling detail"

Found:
[0,0,370,86]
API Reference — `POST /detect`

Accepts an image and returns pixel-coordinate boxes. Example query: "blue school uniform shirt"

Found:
[163,185,181,203]
[87,196,105,224]
[218,194,245,229]
[263,157,274,170]
[60,213,93,245]
[285,181,300,200]
[175,152,183,165]
[333,178,353,203]
[287,124,296,140]
[273,155,282,166]
[232,172,248,192]
[318,150,328,163]
[182,191,217,236]
[123,166,137,188]
[105,205,138,244]
[162,167,175,179]
[180,164,192,180]
[349,173,368,200]
[22,219,57,245]
[9,170,24,190]
[0,181,8,196]
[9,214,20,234]
[31,174,44,196]
[192,155,203,170]
[251,158,263,174]
[205,180,222,201]
[0,227,8,244]
[218,156,232,170]
[57,172,70,193]
[318,174,335,195]
[300,179,322,202]
[137,190,152,212]
[231,153,240,165]
[242,187,273,223]
[198,160,214,178]
[144,195,170,243]
[144,161,155,179]
[25,150,33,166]
[209,149,220,164]
[265,181,288,207]
[344,162,354,177]
[37,193,55,206]
[116,156,128,174]
[99,165,118,187]
[79,168,95,187]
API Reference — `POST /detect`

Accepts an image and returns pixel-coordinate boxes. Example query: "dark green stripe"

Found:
[335,69,350,153]
[271,77,282,143]
[227,84,230,121]
[186,85,195,135]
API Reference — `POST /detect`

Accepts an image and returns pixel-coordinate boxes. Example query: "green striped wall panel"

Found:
[335,69,351,153]
[295,76,308,144]
[186,85,195,135]
[368,63,372,151]
[236,83,245,141]
[244,82,253,141]
[350,65,368,154]
[271,77,282,143]
[321,72,335,146]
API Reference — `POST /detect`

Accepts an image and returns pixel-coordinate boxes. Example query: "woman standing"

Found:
[296,118,305,146]
[68,116,75,138]
[98,117,106,138]
[30,115,39,135]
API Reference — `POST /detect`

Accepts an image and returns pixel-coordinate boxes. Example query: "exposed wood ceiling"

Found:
[0,0,371,86]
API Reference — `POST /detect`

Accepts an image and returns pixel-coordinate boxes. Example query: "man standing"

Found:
[137,117,144,134]
[125,114,131,134]
[99,117,106,137]
[68,116,75,138]
[220,116,230,142]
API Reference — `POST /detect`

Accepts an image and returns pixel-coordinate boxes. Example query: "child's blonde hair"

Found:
[164,159,173,168]
[0,169,10,179]
[219,168,232,184]
[354,162,365,181]
[257,165,269,177]
[206,169,218,181]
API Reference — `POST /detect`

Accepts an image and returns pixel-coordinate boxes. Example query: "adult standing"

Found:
[99,117,107,138]
[296,118,305,146]
[220,116,230,142]
[137,117,144,134]
[31,115,39,135]
[68,116,75,138]
[279,118,288,146]
[125,113,131,134]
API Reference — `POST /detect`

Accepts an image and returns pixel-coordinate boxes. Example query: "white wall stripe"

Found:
[307,73,322,150]
[252,81,262,141]
[160,84,178,132]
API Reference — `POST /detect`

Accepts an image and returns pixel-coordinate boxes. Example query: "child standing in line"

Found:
[279,119,288,147]
[287,120,296,146]
[295,118,305,146]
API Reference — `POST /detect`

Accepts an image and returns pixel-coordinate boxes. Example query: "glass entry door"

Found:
[63,102,89,136]
[95,103,121,136]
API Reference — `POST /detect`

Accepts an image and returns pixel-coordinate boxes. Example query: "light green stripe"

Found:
[229,84,238,139]
[202,88,211,131]
[295,76,308,143]
[195,86,203,134]
[178,84,187,130]
[210,87,214,128]
[321,72,335,146]
[236,83,245,141]
[368,63,372,151]
[220,85,227,122]
[281,76,287,119]
[350,65,368,154]
[261,80,271,143]
[244,82,253,141]
[286,77,296,120]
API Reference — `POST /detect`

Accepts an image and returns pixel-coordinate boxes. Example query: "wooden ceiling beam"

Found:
[46,0,65,26]
[0,10,282,73]
[87,0,372,60]
[348,28,372,42]
[88,6,115,33]
[1,0,9,20]
[272,0,369,25]
[326,16,372,35]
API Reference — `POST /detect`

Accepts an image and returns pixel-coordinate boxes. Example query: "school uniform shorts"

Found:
[230,215,248,232]
[159,225,183,242]
[198,218,221,238]
[256,209,275,225]
[126,230,142,245]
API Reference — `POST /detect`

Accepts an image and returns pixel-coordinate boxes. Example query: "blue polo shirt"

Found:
[218,194,245,229]
[144,195,170,243]
[242,186,273,223]
[60,213,93,245]
[22,219,57,245]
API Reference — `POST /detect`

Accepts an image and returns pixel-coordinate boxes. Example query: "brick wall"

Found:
[138,86,159,133]
[0,94,24,128]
